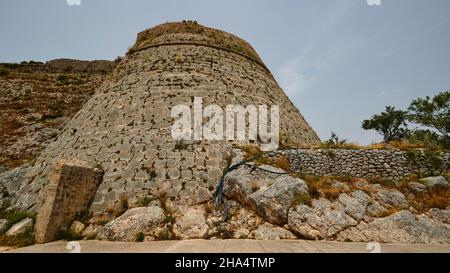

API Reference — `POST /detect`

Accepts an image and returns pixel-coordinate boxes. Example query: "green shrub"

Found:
[136,196,156,207]
[291,192,312,207]
[0,68,10,76]
[56,74,69,85]
[57,229,83,241]
[136,232,145,242]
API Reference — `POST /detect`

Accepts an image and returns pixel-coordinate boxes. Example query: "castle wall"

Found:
[15,40,319,220]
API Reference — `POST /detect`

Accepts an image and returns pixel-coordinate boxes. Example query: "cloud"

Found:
[277,57,316,99]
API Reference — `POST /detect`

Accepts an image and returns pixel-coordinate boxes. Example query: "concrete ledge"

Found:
[3,240,450,253]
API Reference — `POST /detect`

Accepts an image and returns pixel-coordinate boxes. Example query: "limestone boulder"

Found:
[0,219,8,233]
[224,162,309,225]
[97,206,165,242]
[331,180,350,191]
[366,201,389,218]
[246,175,309,225]
[338,193,367,221]
[421,176,449,192]
[252,223,296,240]
[288,199,357,239]
[0,164,30,195]
[173,206,208,239]
[69,221,86,235]
[336,210,450,244]
[407,182,427,194]
[0,165,31,211]
[82,224,101,239]
[427,208,450,224]
[5,217,34,237]
[224,164,285,204]
[375,189,409,209]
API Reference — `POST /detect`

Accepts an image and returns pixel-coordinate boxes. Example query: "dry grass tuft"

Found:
[299,175,349,200]
[250,180,260,193]
[273,155,290,171]
[409,190,450,212]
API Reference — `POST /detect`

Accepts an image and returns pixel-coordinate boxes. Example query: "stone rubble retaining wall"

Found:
[281,149,450,182]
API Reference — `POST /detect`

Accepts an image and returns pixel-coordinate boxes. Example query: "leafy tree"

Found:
[406,129,449,149]
[407,91,449,139]
[362,106,409,143]
[325,131,347,145]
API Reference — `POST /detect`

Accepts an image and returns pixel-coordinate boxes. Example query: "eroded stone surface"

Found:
[97,206,165,242]
[252,222,296,240]
[5,218,33,237]
[336,211,450,244]
[34,160,104,243]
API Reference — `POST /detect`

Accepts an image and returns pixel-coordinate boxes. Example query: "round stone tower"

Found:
[17,21,320,224]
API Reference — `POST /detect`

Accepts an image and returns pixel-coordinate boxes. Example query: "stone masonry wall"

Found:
[34,160,103,243]
[13,22,320,222]
[282,149,450,182]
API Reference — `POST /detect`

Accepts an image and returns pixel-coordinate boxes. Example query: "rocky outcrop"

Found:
[374,189,409,210]
[247,176,309,225]
[173,206,208,239]
[0,219,8,233]
[288,199,357,239]
[224,164,309,225]
[421,176,449,192]
[252,223,296,240]
[5,218,33,237]
[97,206,166,242]
[0,164,31,211]
[0,59,115,169]
[407,182,427,194]
[336,210,450,244]
[69,221,86,236]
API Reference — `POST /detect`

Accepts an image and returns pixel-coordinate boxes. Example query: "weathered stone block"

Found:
[34,160,103,244]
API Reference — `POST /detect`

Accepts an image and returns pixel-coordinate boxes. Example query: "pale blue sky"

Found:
[1,0,449,144]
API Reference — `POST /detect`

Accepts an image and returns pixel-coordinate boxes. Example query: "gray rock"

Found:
[0,164,30,195]
[366,201,388,217]
[375,189,409,209]
[288,199,357,239]
[5,217,33,236]
[82,224,100,239]
[252,223,296,240]
[69,221,86,235]
[331,180,350,191]
[350,190,371,207]
[0,166,7,174]
[336,210,450,244]
[338,193,367,221]
[224,164,286,204]
[0,219,8,233]
[173,205,208,239]
[247,175,309,225]
[421,176,449,192]
[407,182,427,194]
[97,206,165,241]
[427,208,450,224]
